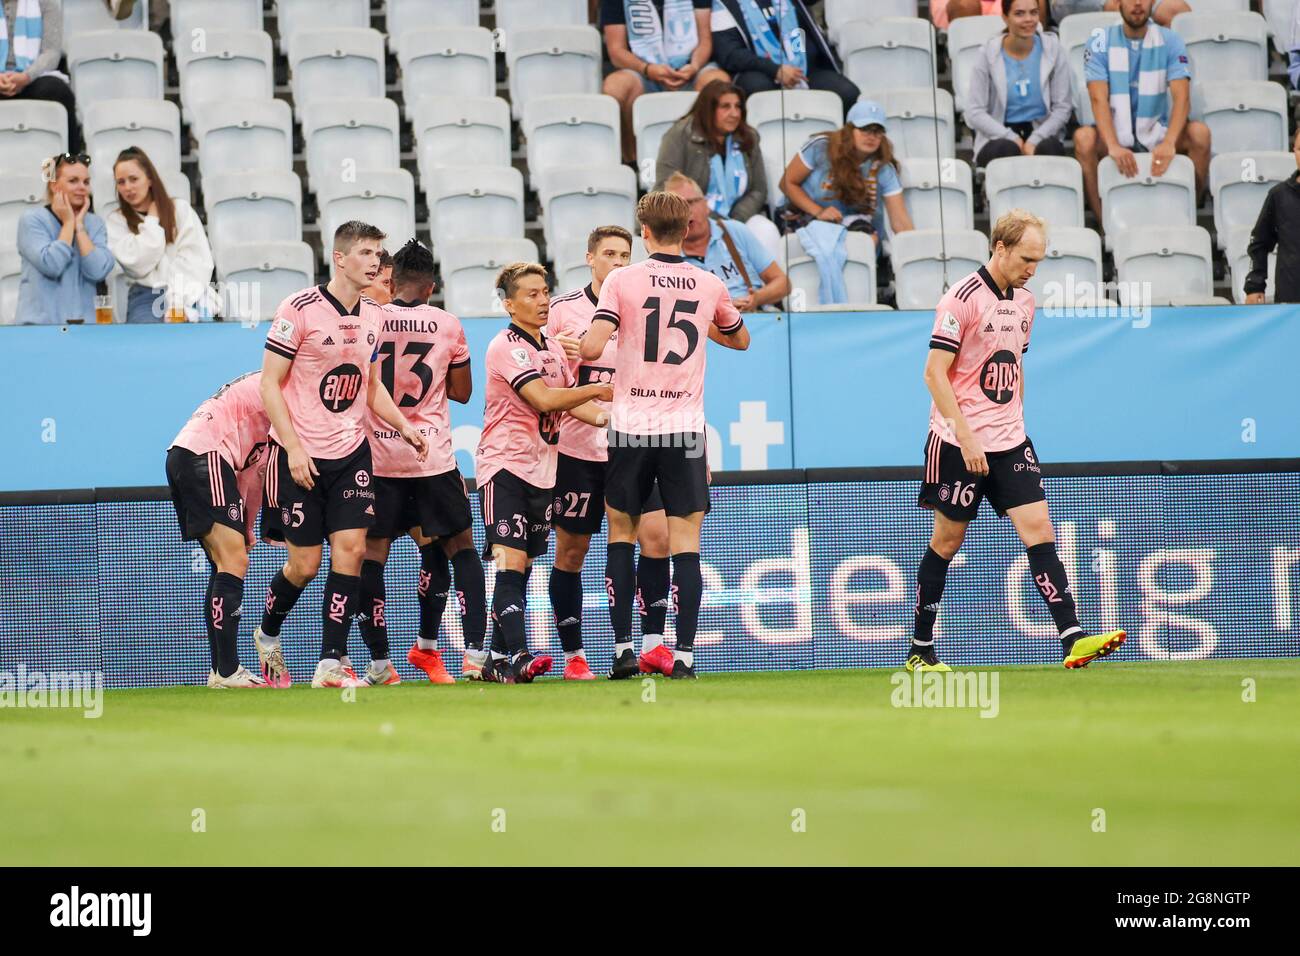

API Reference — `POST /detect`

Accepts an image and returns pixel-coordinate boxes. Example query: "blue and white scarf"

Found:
[1104,22,1170,151]
[0,0,43,73]
[624,0,698,70]
[736,0,806,75]
[706,134,748,215]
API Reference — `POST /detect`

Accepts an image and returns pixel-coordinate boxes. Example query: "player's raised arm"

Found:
[711,285,750,351]
[261,308,317,490]
[582,268,622,360]
[517,378,613,414]
[446,361,472,404]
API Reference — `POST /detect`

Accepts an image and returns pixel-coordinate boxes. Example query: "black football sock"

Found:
[913,547,952,652]
[549,568,584,654]
[451,547,487,651]
[321,571,360,661]
[606,542,636,648]
[211,572,245,678]
[260,569,305,638]
[357,559,389,661]
[636,554,670,638]
[1026,542,1083,653]
[671,552,703,653]
[492,569,528,657]
[203,569,219,672]
[418,544,451,646]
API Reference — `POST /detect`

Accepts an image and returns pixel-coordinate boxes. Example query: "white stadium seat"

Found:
[175,30,274,121]
[496,0,587,40]
[0,173,45,264]
[193,99,294,184]
[552,238,597,295]
[276,0,370,56]
[1097,153,1197,251]
[316,169,417,268]
[83,98,181,190]
[94,166,190,219]
[171,0,264,46]
[840,17,937,100]
[1026,226,1103,307]
[1185,0,1250,11]
[783,232,879,308]
[633,91,697,189]
[1058,11,1121,127]
[0,242,21,325]
[67,30,165,116]
[441,238,540,316]
[61,0,147,40]
[506,26,603,120]
[203,170,304,262]
[1209,151,1296,250]
[1225,226,1276,304]
[882,87,955,160]
[984,156,1086,230]
[399,27,497,118]
[826,0,918,46]
[746,90,844,212]
[413,96,512,185]
[289,28,386,118]
[897,157,975,233]
[1113,225,1215,306]
[538,164,638,249]
[387,0,480,52]
[217,241,317,322]
[1262,0,1298,54]
[302,97,401,195]
[0,101,68,174]
[427,166,526,260]
[1173,11,1270,84]
[523,94,622,186]
[946,14,1007,114]
[891,229,989,311]
[1199,81,1290,155]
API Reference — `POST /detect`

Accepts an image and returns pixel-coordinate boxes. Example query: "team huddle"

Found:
[164,194,1124,689]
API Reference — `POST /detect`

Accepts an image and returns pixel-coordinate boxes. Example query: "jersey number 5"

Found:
[378,341,435,407]
[642,296,699,365]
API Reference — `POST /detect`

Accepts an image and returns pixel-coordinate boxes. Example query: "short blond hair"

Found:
[663,171,701,195]
[636,190,691,245]
[990,209,1046,251]
[495,261,547,300]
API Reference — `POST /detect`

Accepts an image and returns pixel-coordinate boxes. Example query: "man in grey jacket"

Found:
[964,0,1074,167]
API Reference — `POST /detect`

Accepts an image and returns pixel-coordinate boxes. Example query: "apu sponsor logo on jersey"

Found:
[980,350,1019,404]
[320,364,363,412]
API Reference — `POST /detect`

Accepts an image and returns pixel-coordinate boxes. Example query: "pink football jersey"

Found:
[475,323,575,489]
[547,283,615,463]
[593,253,742,436]
[366,300,470,478]
[264,285,382,460]
[169,371,271,474]
[927,267,1036,453]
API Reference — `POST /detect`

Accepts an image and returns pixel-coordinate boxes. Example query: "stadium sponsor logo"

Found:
[338,323,360,331]
[319,365,363,412]
[49,886,150,936]
[890,669,999,718]
[0,665,103,719]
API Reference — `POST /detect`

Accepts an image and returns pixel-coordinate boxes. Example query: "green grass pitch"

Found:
[3,659,1298,866]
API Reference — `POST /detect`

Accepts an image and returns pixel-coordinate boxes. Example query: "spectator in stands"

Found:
[601,0,728,164]
[666,171,789,311]
[15,152,115,324]
[362,248,393,304]
[777,101,913,247]
[935,0,1046,30]
[0,0,82,153]
[1244,127,1300,305]
[653,79,781,261]
[106,146,217,323]
[710,0,859,116]
[1072,0,1210,227]
[966,0,1073,167]
[1103,0,1189,28]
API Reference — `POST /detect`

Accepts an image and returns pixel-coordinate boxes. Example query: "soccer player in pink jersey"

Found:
[166,371,273,688]
[913,210,1127,672]
[581,192,750,680]
[356,238,486,686]
[254,221,429,690]
[475,262,613,684]
[547,225,675,681]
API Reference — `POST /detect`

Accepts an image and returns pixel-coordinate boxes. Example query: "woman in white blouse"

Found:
[105,146,216,322]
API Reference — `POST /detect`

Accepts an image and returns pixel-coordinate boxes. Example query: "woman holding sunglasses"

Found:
[15,152,115,324]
